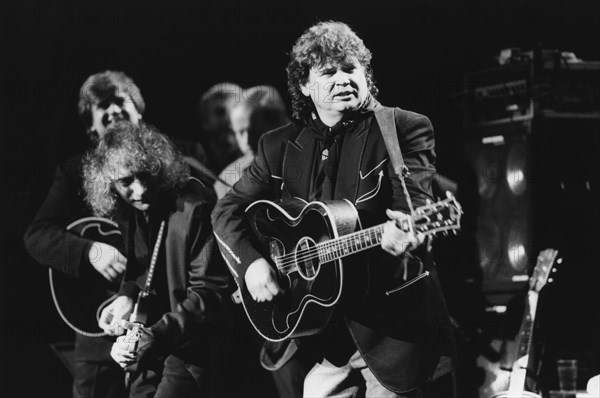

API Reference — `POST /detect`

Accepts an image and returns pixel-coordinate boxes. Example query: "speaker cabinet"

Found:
[465,122,532,303]
[465,116,599,304]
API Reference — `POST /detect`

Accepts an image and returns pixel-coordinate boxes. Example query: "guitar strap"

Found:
[130,220,166,324]
[375,107,455,382]
[374,107,415,216]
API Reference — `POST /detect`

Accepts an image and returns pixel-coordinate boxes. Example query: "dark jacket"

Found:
[24,154,95,277]
[23,153,117,361]
[211,99,455,393]
[116,180,230,376]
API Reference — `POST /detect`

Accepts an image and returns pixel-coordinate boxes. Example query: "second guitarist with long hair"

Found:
[212,21,456,398]
[82,122,230,397]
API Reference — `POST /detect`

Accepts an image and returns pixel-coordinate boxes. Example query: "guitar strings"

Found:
[273,202,458,272]
[274,206,447,270]
[274,209,444,271]
[278,225,383,266]
[276,219,456,272]
[275,225,386,271]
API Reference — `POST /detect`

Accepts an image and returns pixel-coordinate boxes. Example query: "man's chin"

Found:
[133,203,151,212]
[334,101,360,112]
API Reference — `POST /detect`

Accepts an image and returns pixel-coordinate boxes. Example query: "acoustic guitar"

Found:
[237,193,462,341]
[49,217,124,337]
[487,248,560,398]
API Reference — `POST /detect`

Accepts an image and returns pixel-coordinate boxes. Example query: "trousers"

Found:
[303,350,422,398]
[129,354,204,398]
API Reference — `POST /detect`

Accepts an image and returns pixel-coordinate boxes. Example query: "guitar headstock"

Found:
[530,248,559,293]
[413,192,462,236]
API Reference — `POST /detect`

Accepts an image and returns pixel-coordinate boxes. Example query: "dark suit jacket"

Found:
[211,100,455,393]
[24,153,95,277]
[116,180,230,376]
[23,153,118,361]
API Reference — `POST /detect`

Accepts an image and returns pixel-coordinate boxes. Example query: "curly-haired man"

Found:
[83,122,229,397]
[212,21,455,397]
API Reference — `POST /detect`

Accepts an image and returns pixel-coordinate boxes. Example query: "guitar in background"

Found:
[477,249,560,398]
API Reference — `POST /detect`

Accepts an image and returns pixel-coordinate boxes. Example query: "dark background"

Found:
[1,1,599,397]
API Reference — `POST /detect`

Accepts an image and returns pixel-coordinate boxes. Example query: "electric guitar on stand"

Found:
[235,193,462,342]
[488,248,560,398]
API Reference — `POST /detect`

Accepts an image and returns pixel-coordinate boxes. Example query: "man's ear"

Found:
[300,82,311,98]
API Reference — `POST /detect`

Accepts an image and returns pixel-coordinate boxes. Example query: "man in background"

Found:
[24,70,144,398]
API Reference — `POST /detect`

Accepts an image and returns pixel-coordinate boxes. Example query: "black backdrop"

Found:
[2,1,599,397]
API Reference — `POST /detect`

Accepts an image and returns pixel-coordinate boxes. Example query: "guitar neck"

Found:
[272,195,460,275]
[507,291,539,394]
[317,209,454,263]
[318,224,387,263]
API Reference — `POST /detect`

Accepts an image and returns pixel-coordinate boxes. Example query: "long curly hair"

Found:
[83,122,190,218]
[286,21,379,120]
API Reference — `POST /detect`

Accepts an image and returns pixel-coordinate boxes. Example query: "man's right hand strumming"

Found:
[245,258,284,302]
[88,241,127,282]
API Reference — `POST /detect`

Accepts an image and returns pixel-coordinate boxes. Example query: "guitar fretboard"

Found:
[507,291,539,394]
[274,195,461,275]
[318,224,386,263]
[516,310,535,360]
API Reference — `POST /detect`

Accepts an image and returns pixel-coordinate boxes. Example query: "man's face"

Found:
[90,91,142,138]
[300,58,369,121]
[203,100,234,132]
[230,106,251,154]
[112,167,155,212]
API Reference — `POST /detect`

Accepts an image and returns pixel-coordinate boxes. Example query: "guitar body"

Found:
[477,338,514,398]
[243,198,365,341]
[234,194,462,341]
[49,217,124,336]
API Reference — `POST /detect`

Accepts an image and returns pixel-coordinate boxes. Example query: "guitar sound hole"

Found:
[295,237,319,280]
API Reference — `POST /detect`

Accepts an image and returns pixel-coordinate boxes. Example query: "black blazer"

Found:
[24,153,95,277]
[212,102,455,393]
[116,180,230,377]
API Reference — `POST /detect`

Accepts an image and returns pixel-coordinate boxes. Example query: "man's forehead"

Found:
[313,57,359,71]
[93,90,132,107]
[108,162,130,180]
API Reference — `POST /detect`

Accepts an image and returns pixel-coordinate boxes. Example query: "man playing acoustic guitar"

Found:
[212,21,455,398]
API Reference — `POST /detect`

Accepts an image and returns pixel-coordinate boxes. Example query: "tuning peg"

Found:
[552,268,557,273]
[548,278,554,283]
[452,230,458,235]
[446,191,452,198]
[557,258,563,264]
